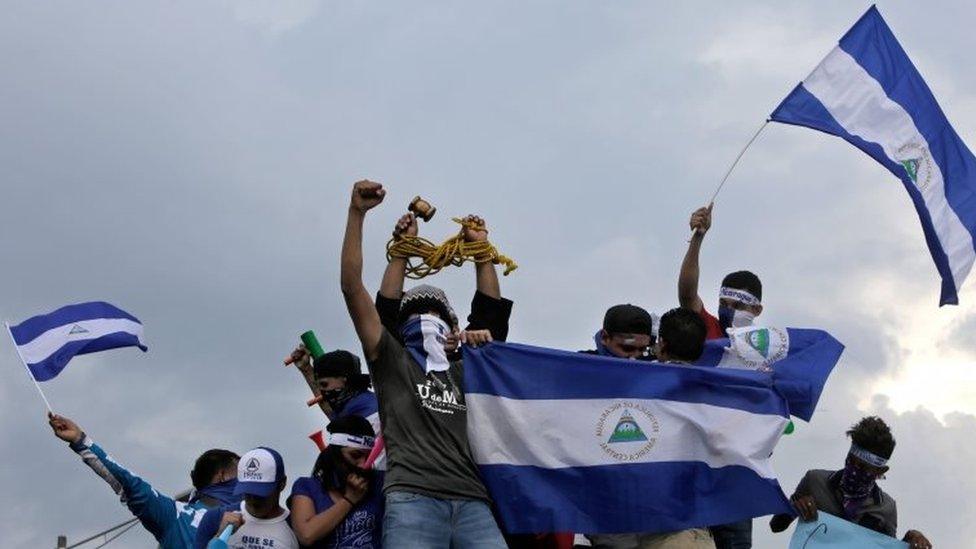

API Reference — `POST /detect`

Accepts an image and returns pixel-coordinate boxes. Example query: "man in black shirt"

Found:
[340,180,509,549]
[770,416,932,548]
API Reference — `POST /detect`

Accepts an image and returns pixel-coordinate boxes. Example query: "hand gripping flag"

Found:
[461,338,841,535]
[771,6,976,306]
[8,301,147,381]
[694,326,845,422]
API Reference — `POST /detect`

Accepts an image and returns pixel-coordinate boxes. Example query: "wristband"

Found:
[69,432,89,452]
[342,496,356,507]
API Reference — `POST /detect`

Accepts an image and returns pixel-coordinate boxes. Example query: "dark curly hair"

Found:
[847,416,896,459]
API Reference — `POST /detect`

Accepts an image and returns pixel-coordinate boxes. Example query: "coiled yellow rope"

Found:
[387,217,518,279]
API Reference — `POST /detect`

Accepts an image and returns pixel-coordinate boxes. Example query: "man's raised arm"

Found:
[341,180,386,362]
[678,204,712,312]
[463,214,502,300]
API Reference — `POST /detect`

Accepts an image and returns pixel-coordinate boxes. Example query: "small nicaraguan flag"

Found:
[462,343,796,534]
[9,302,147,381]
[694,326,844,422]
[771,6,976,306]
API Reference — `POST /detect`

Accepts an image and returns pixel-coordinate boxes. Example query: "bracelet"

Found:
[342,496,356,507]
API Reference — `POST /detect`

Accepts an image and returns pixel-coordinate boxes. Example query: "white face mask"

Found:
[719,306,756,331]
[731,309,756,328]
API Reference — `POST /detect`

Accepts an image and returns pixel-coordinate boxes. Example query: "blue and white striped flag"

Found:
[695,326,844,422]
[771,6,976,305]
[8,302,147,381]
[462,343,801,534]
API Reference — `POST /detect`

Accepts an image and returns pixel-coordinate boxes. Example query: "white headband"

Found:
[849,444,888,467]
[327,433,376,450]
[719,287,761,306]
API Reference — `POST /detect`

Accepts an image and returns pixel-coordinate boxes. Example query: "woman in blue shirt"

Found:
[290,416,383,548]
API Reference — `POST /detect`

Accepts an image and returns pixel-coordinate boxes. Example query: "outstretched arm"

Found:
[341,180,386,362]
[678,204,712,312]
[49,413,178,541]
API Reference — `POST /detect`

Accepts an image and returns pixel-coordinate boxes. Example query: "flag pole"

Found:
[4,321,54,413]
[691,119,771,238]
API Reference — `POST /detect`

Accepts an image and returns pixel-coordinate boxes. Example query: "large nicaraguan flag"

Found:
[462,343,801,534]
[694,326,844,422]
[771,6,976,306]
[8,302,147,381]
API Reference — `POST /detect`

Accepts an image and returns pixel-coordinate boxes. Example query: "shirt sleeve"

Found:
[375,292,402,336]
[699,307,725,341]
[290,477,316,501]
[466,291,514,342]
[791,470,813,499]
[193,508,221,549]
[69,435,177,541]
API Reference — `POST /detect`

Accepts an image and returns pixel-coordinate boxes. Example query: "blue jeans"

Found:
[709,519,752,549]
[382,490,507,549]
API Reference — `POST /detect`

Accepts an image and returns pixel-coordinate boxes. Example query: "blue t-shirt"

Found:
[289,475,383,548]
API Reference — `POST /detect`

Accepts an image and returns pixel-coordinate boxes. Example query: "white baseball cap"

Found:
[234,447,285,497]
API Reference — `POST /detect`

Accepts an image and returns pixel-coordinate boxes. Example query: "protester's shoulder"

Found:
[343,391,379,416]
[371,328,404,362]
[290,476,319,498]
[797,469,835,492]
[876,484,898,510]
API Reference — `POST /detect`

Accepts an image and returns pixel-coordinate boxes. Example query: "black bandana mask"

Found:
[323,386,356,413]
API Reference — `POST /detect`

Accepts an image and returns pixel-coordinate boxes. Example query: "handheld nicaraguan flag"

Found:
[9,302,147,381]
[694,326,845,422]
[771,6,976,305]
[462,343,799,534]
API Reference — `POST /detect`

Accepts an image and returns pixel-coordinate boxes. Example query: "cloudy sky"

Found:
[2,1,975,547]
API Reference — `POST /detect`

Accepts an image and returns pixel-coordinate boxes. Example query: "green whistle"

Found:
[301,330,326,360]
[784,420,795,435]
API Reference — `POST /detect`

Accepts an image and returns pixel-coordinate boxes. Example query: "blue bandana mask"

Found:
[840,456,877,519]
[191,478,241,506]
[399,315,453,374]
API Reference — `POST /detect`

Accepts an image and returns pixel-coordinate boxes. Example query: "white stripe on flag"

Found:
[467,394,786,478]
[17,318,144,364]
[803,46,976,289]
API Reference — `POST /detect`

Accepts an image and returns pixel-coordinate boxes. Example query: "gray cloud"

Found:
[2,1,974,547]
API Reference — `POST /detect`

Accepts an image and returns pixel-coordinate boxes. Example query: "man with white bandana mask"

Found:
[679,204,764,342]
[678,204,762,548]
[340,180,509,549]
[770,417,932,549]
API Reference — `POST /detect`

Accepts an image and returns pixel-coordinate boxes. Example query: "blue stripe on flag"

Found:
[771,83,959,304]
[464,343,788,417]
[10,301,141,345]
[480,462,792,534]
[28,332,146,382]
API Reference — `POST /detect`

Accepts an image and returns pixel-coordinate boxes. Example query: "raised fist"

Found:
[461,214,488,243]
[350,180,385,213]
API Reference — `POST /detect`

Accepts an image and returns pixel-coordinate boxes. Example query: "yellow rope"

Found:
[386,217,518,279]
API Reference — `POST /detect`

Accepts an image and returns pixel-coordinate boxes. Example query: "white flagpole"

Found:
[691,119,771,238]
[4,321,54,413]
